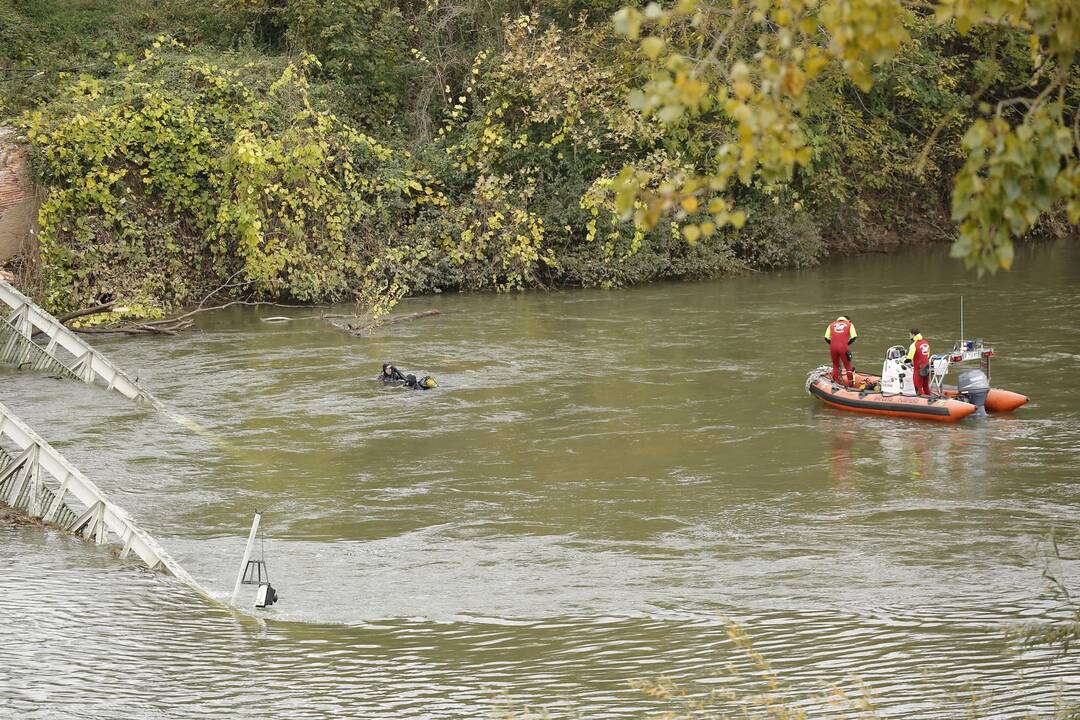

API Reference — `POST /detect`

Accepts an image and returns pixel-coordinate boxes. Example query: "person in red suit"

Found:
[907,329,931,395]
[824,315,857,386]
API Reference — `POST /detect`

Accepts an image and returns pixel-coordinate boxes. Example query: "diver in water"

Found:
[379,363,438,389]
[380,363,407,383]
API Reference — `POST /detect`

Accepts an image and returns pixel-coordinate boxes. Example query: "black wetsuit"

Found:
[380,366,434,389]
[379,367,407,384]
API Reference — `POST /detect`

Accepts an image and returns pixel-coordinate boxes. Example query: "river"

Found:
[2,240,1079,718]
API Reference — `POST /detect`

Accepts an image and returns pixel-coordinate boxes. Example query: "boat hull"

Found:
[808,376,977,422]
[851,372,1028,413]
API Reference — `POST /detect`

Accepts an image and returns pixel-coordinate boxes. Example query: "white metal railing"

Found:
[0,312,80,378]
[0,283,261,611]
[0,279,161,408]
[0,399,205,594]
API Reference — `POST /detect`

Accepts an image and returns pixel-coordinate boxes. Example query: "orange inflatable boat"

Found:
[849,371,1028,413]
[807,372,977,422]
[806,339,1028,422]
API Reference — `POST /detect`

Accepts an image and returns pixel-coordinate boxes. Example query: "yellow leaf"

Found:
[805,54,828,78]
[614,7,643,40]
[641,36,666,60]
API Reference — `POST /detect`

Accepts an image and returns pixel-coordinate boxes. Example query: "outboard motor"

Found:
[958,369,990,418]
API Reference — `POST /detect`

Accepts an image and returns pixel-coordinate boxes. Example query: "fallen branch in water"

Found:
[57,301,117,324]
[343,309,441,336]
[268,312,356,324]
[142,300,317,328]
[69,300,319,335]
[31,301,117,339]
[73,320,193,336]
[1,500,48,528]
[65,270,323,335]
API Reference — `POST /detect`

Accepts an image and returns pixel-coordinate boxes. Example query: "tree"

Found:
[611,0,1080,272]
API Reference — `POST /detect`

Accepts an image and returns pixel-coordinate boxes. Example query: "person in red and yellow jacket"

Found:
[907,329,931,395]
[824,315,857,386]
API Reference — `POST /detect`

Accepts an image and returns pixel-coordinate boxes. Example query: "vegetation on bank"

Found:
[0,0,1076,316]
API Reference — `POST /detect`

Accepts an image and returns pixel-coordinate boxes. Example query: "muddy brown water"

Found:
[2,241,1079,718]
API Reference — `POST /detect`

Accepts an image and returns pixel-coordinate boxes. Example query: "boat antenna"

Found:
[959,295,964,343]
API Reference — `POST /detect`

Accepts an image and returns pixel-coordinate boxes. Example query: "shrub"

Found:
[22,45,438,314]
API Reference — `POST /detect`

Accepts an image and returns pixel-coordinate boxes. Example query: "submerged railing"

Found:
[0,281,267,610]
[0,400,209,597]
[0,280,213,599]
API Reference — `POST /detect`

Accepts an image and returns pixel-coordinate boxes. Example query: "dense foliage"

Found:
[19,47,442,314]
[611,0,1079,273]
[0,0,1076,315]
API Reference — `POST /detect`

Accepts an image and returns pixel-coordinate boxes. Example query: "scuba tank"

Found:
[405,374,438,390]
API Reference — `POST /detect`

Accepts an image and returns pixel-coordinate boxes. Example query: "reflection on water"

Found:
[2,240,1079,718]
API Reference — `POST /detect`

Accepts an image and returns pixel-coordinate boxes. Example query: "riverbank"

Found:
[0,119,984,323]
[6,1,1065,317]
